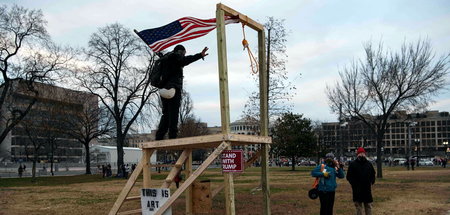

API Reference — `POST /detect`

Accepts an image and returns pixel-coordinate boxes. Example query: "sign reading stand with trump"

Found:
[221,150,244,173]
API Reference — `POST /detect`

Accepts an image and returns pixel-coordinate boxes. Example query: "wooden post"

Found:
[143,149,153,188]
[216,4,231,135]
[258,29,271,215]
[185,149,193,215]
[217,5,235,215]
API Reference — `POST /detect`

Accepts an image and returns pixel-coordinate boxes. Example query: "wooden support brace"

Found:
[108,156,145,215]
[117,209,141,215]
[154,141,230,215]
[161,149,191,188]
[124,196,141,201]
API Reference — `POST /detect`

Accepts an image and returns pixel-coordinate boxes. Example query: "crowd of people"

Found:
[99,163,137,179]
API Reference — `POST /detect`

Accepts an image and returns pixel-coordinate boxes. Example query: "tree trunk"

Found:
[84,143,91,174]
[31,160,37,182]
[291,156,295,171]
[116,131,125,175]
[50,159,54,176]
[376,133,383,178]
[50,143,54,176]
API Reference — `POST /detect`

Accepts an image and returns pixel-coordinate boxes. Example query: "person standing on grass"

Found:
[174,169,182,188]
[18,165,23,178]
[311,152,345,215]
[347,147,376,215]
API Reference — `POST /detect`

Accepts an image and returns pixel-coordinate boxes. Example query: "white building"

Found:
[90,145,156,165]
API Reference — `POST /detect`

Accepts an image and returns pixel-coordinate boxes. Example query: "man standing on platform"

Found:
[155,45,208,140]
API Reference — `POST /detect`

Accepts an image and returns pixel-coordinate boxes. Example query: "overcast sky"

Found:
[3,0,450,128]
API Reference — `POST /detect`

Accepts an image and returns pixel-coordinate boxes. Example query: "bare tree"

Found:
[61,96,113,174]
[243,17,295,125]
[327,40,449,178]
[77,23,157,170]
[23,121,45,182]
[179,90,194,126]
[22,98,60,180]
[178,116,209,138]
[0,5,73,146]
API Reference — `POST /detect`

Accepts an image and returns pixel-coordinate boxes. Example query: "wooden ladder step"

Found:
[117,209,141,215]
[125,196,140,201]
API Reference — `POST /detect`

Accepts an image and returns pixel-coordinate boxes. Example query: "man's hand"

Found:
[323,172,329,178]
[201,47,209,57]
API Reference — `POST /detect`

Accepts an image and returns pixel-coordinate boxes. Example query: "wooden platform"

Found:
[139,134,272,150]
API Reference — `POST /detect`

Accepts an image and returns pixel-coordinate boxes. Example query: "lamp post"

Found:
[444,141,448,159]
[415,139,420,166]
[407,121,417,170]
[339,121,348,162]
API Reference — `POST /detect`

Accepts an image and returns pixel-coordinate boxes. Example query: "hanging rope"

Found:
[241,23,259,74]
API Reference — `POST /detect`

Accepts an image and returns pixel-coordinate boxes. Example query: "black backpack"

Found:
[150,53,170,88]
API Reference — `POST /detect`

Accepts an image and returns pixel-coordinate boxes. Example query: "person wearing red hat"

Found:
[346,147,376,215]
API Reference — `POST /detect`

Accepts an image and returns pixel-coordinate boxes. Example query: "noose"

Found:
[242,23,259,74]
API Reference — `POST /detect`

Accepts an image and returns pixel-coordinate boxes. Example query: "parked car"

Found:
[298,160,317,166]
[418,160,434,166]
[393,158,407,165]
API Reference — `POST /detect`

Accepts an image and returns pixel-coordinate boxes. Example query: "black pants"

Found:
[156,88,181,140]
[319,191,335,215]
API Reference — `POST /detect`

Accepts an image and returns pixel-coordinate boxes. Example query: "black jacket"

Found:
[161,52,203,90]
[346,157,376,203]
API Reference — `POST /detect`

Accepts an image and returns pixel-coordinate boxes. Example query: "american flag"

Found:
[135,16,239,52]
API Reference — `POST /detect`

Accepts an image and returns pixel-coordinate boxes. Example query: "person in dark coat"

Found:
[347,147,376,215]
[155,44,208,140]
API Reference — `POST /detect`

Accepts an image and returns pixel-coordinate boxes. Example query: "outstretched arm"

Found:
[179,47,209,66]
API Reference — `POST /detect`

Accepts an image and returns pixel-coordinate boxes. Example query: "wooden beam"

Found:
[117,209,141,215]
[140,134,271,150]
[258,28,271,215]
[223,142,235,215]
[161,149,190,188]
[108,158,144,215]
[226,134,271,144]
[124,196,140,201]
[216,4,231,135]
[185,150,193,215]
[140,134,223,149]
[217,3,264,31]
[154,141,230,215]
[143,149,154,188]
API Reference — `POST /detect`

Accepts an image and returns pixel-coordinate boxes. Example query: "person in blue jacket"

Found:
[311,152,345,215]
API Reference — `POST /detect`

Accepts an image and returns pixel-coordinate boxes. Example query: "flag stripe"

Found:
[150,25,217,51]
[137,16,239,52]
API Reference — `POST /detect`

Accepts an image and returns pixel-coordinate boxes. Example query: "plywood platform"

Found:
[139,134,272,150]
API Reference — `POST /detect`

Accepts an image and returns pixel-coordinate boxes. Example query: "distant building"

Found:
[321,111,450,158]
[90,145,156,165]
[230,118,262,159]
[97,133,155,148]
[0,80,97,163]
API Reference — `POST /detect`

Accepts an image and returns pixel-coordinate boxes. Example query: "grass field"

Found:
[0,166,449,215]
